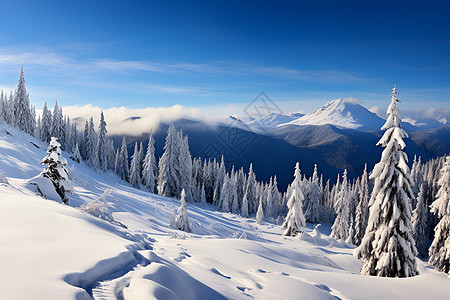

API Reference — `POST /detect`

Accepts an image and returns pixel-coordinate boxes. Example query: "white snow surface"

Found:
[287,98,385,131]
[1,124,450,300]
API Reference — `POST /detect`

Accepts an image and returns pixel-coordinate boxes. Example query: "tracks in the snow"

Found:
[63,241,153,299]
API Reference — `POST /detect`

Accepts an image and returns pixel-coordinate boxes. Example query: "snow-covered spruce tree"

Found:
[96,111,108,171]
[116,137,130,181]
[305,164,321,223]
[172,189,191,232]
[200,184,207,206]
[270,176,281,218]
[428,156,450,273]
[40,137,72,204]
[283,162,306,236]
[179,134,193,202]
[30,105,36,137]
[13,67,33,134]
[265,177,275,218]
[81,121,89,160]
[231,172,239,214]
[142,131,157,193]
[129,142,141,188]
[355,86,419,278]
[354,164,370,246]
[331,169,350,240]
[51,101,65,148]
[5,92,14,125]
[68,120,78,153]
[70,142,82,163]
[158,124,181,198]
[87,117,97,166]
[256,197,264,224]
[106,139,116,170]
[219,174,232,213]
[0,90,4,122]
[213,156,226,206]
[237,167,247,208]
[241,193,249,218]
[245,164,257,214]
[412,183,429,258]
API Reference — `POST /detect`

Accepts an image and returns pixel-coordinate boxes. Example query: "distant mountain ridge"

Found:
[243,98,447,132]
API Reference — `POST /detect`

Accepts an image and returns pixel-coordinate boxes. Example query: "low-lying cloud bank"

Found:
[63,104,221,136]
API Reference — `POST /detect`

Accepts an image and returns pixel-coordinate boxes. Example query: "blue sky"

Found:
[0,0,449,115]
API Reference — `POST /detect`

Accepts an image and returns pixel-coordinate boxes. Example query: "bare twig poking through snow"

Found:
[81,189,127,229]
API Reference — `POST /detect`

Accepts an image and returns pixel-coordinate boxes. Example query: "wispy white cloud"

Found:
[0,46,363,82]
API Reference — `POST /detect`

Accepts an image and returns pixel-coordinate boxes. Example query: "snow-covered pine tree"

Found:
[245,164,257,214]
[219,174,232,212]
[106,139,116,170]
[69,118,79,153]
[40,102,53,143]
[231,172,239,214]
[428,156,450,273]
[40,137,73,204]
[412,183,429,258]
[191,158,203,201]
[138,142,145,177]
[36,116,42,139]
[87,117,97,166]
[270,176,281,218]
[354,164,370,246]
[142,131,157,193]
[117,137,130,181]
[256,197,264,224]
[265,177,275,218]
[283,162,306,236]
[331,169,350,240]
[172,189,191,232]
[241,193,249,218]
[355,86,419,278]
[0,90,4,123]
[13,67,33,134]
[96,111,108,171]
[411,155,422,202]
[305,164,321,223]
[51,101,65,148]
[213,156,226,206]
[202,159,213,202]
[129,142,141,188]
[30,105,36,137]
[200,184,207,206]
[70,142,82,163]
[81,121,89,160]
[237,167,246,208]
[180,135,193,202]
[158,124,181,198]
[114,148,120,173]
[5,92,14,125]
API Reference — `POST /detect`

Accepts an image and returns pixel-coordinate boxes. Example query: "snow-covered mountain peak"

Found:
[287,98,385,131]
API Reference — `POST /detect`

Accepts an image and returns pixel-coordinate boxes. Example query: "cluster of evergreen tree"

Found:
[4,69,449,277]
[0,68,36,135]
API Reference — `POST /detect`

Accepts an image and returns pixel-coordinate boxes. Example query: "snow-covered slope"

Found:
[1,123,450,299]
[246,112,304,131]
[286,98,385,131]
